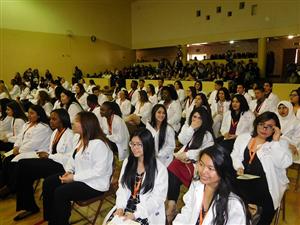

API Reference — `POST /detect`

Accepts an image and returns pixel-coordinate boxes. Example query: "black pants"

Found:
[167,171,182,202]
[0,141,14,152]
[2,154,17,191]
[16,158,65,212]
[43,173,104,225]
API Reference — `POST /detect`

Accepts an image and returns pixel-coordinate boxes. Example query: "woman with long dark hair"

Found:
[0,105,52,198]
[146,83,158,105]
[60,89,83,122]
[99,101,130,161]
[37,90,53,117]
[0,100,27,152]
[42,111,114,225]
[146,104,176,166]
[13,109,75,221]
[104,128,168,225]
[116,89,131,118]
[174,80,185,108]
[174,145,248,225]
[290,89,300,119]
[166,107,215,223]
[74,83,89,110]
[183,86,196,123]
[231,112,292,225]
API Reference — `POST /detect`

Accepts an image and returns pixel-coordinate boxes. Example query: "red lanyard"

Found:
[132,174,143,199]
[248,138,257,165]
[231,119,238,128]
[108,115,114,135]
[52,128,66,146]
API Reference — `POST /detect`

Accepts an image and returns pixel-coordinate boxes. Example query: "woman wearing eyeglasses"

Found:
[103,128,168,225]
[290,89,300,120]
[231,112,293,225]
[173,145,248,225]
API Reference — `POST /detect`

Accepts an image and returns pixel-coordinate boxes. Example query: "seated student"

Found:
[173,145,248,225]
[60,89,83,123]
[250,86,274,117]
[0,83,10,99]
[146,104,176,167]
[236,83,252,105]
[0,98,13,152]
[99,101,130,161]
[174,80,186,109]
[231,112,292,225]
[290,89,300,119]
[159,86,182,133]
[0,105,52,198]
[128,80,139,107]
[13,109,76,221]
[0,100,27,152]
[52,86,64,110]
[103,128,168,225]
[146,83,158,105]
[264,81,280,107]
[74,83,89,110]
[116,89,132,118]
[86,79,96,94]
[126,90,152,126]
[219,94,255,151]
[182,86,196,122]
[92,86,108,106]
[208,80,223,105]
[42,111,114,225]
[276,101,300,156]
[86,94,101,122]
[37,90,53,117]
[166,107,215,224]
[211,87,231,138]
[9,79,21,100]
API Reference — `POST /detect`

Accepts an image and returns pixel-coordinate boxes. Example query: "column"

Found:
[257,37,267,78]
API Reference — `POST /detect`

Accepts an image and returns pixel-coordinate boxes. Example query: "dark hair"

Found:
[37,90,51,106]
[102,101,122,118]
[92,86,100,93]
[187,107,215,149]
[0,98,12,120]
[162,86,178,101]
[254,86,265,93]
[215,80,224,87]
[61,89,83,110]
[6,100,27,122]
[199,145,248,225]
[89,79,95,85]
[216,87,231,102]
[121,128,157,194]
[252,112,281,142]
[175,80,183,89]
[139,90,149,103]
[87,94,99,105]
[54,86,64,100]
[150,104,168,151]
[194,80,203,92]
[131,80,138,87]
[76,111,112,150]
[147,84,156,95]
[264,80,273,87]
[229,94,249,120]
[195,93,212,115]
[290,89,300,105]
[187,86,197,100]
[51,108,71,129]
[75,83,86,98]
[28,104,49,124]
[139,79,145,83]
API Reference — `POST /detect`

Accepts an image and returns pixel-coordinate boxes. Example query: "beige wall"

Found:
[0,28,136,85]
[132,0,300,49]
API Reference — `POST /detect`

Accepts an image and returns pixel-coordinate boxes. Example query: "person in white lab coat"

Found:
[13,109,76,221]
[60,89,83,123]
[92,86,108,106]
[264,81,280,107]
[159,86,182,133]
[75,83,89,111]
[99,101,130,161]
[174,80,186,109]
[116,89,132,118]
[9,79,21,100]
[146,84,158,105]
[103,128,168,225]
[166,107,215,224]
[250,86,275,116]
[182,86,196,123]
[173,145,248,225]
[290,89,300,120]
[0,100,27,152]
[146,104,176,167]
[219,94,255,152]
[37,90,53,117]
[0,105,52,198]
[208,80,223,105]
[128,80,139,107]
[0,99,13,150]
[236,83,252,105]
[42,111,114,225]
[231,112,292,225]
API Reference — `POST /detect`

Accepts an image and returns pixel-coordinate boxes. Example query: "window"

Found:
[227,11,232,17]
[216,6,221,13]
[196,10,201,17]
[206,15,210,20]
[187,54,207,61]
[251,4,257,15]
[239,2,245,9]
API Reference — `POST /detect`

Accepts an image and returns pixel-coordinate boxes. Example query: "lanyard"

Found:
[22,123,34,141]
[248,138,257,164]
[132,174,144,199]
[108,115,114,135]
[52,128,66,147]
[231,119,238,128]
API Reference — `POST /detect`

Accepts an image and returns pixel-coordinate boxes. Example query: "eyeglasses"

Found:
[129,141,143,148]
[257,123,274,131]
[289,94,298,97]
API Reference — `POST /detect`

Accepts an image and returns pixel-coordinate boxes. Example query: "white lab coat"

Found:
[133,101,152,124]
[211,100,231,118]
[177,89,186,109]
[220,110,255,136]
[47,128,78,170]
[5,118,26,143]
[250,99,275,115]
[0,116,13,136]
[116,98,132,118]
[65,139,113,192]
[9,85,21,100]
[98,94,108,106]
[86,85,96,94]
[104,158,168,225]
[76,92,89,110]
[91,106,102,124]
[148,94,158,105]
[183,99,195,122]
[208,90,217,105]
[146,123,176,167]
[231,133,293,209]
[12,122,52,162]
[42,102,53,117]
[178,124,214,161]
[266,92,280,107]
[65,102,83,123]
[159,100,182,133]
[99,115,129,161]
[19,87,31,100]
[173,181,247,225]
[129,89,139,107]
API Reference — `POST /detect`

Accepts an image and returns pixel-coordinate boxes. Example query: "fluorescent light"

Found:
[288,35,294,39]
[229,40,235,44]
[190,42,208,46]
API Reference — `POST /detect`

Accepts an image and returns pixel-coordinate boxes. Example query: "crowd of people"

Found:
[0,70,299,225]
